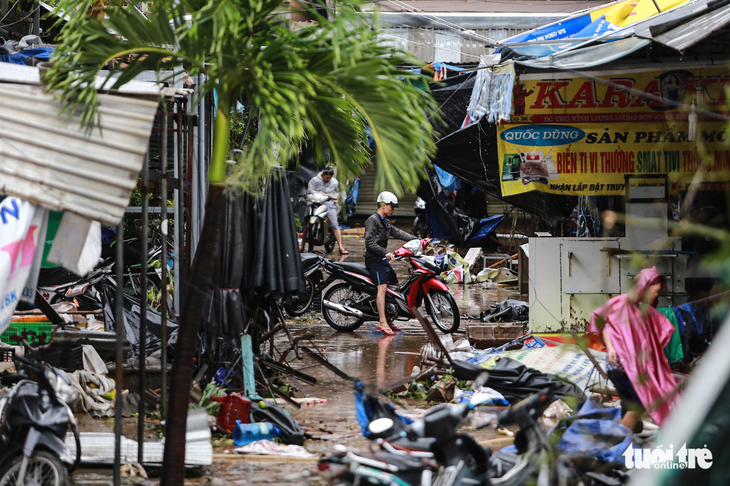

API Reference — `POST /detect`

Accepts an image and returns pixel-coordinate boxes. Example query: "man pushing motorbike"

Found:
[364,191,422,335]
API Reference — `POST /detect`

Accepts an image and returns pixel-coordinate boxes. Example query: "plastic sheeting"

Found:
[480,299,529,322]
[551,399,633,464]
[240,172,305,299]
[201,193,247,347]
[354,382,412,438]
[482,357,585,403]
[418,169,504,245]
[201,173,305,362]
[430,72,478,140]
[463,63,515,128]
[101,284,178,358]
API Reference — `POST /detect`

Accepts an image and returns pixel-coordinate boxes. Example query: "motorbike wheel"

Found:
[425,289,460,333]
[324,232,336,253]
[0,450,68,486]
[322,283,365,332]
[283,277,316,317]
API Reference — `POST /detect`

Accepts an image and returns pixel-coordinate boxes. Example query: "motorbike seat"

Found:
[411,257,440,273]
[300,253,321,268]
[331,261,371,277]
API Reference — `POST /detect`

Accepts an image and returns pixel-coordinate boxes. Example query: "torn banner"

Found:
[0,197,48,332]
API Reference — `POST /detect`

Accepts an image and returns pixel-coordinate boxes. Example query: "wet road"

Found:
[71,234,522,484]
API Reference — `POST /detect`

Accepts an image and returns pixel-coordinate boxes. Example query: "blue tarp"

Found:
[465,214,505,245]
[434,166,462,192]
[354,382,412,438]
[551,399,634,465]
[431,62,467,73]
[0,47,54,65]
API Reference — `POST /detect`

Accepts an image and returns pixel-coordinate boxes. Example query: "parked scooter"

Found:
[318,360,558,486]
[320,239,460,333]
[301,193,337,253]
[411,197,428,238]
[37,259,115,311]
[0,355,81,485]
[282,252,326,317]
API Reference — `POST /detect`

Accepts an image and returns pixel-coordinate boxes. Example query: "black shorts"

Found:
[607,369,645,414]
[365,258,397,286]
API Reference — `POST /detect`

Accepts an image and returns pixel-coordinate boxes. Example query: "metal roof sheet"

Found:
[517,36,650,69]
[0,83,158,226]
[650,4,730,51]
[511,0,730,68]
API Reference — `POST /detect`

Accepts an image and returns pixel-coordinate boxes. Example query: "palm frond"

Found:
[48,0,439,193]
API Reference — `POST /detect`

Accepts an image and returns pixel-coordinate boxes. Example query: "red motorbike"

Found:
[320,239,460,333]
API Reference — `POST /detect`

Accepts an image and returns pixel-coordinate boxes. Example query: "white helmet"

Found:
[377,191,399,208]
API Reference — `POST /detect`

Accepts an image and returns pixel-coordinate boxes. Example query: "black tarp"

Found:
[486,357,584,403]
[429,72,477,140]
[201,193,247,346]
[432,119,577,226]
[201,172,306,362]
[242,171,306,299]
[480,299,529,323]
[101,283,178,358]
[418,169,491,245]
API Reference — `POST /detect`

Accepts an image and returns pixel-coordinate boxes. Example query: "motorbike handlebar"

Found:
[0,372,30,386]
[13,355,46,375]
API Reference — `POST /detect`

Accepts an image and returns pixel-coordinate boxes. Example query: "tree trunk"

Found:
[160,183,224,485]
[161,98,230,485]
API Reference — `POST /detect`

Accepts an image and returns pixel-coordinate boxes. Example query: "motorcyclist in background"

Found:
[308,166,348,254]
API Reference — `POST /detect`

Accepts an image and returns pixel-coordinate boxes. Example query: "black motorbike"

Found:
[0,355,81,486]
[282,252,326,317]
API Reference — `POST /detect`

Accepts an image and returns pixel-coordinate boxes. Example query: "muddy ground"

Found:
[70,234,523,485]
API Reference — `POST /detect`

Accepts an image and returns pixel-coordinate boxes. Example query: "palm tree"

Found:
[45,1,438,483]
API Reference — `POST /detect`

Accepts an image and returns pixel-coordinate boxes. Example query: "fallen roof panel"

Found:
[649,4,730,50]
[0,83,158,226]
[516,36,651,69]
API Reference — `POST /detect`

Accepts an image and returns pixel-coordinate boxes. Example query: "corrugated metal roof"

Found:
[511,0,729,68]
[650,4,730,51]
[0,83,159,226]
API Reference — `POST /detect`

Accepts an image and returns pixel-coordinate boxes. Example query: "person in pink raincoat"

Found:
[589,266,680,430]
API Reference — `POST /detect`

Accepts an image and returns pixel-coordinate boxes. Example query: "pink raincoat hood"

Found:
[590,266,679,425]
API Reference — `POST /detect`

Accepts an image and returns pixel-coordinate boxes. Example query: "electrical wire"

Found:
[379,32,483,60]
[0,0,22,26]
[384,0,499,46]
[429,70,476,125]
[0,6,39,29]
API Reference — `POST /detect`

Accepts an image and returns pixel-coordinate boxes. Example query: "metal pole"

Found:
[113,223,125,486]
[32,1,39,36]
[185,97,193,283]
[161,105,169,419]
[174,98,182,317]
[137,152,149,464]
